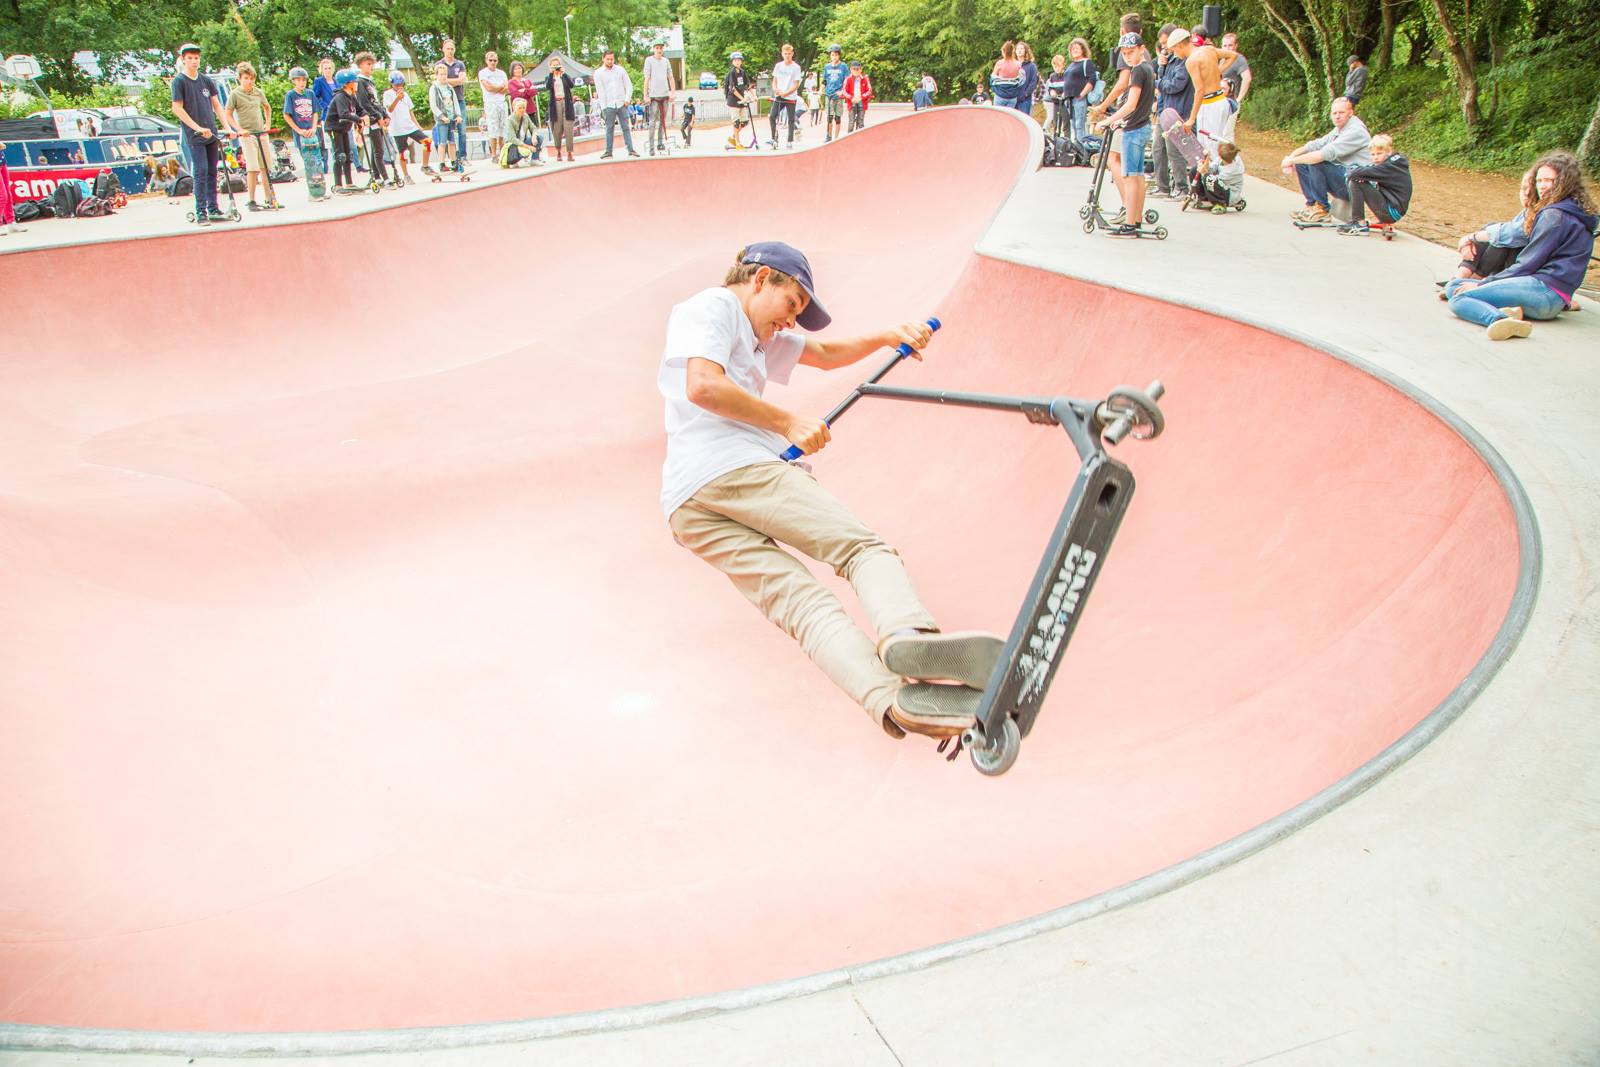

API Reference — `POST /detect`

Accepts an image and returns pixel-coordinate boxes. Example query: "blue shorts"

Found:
[1119,123,1151,176]
[432,121,460,148]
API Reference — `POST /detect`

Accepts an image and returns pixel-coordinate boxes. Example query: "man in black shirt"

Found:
[169,42,243,226]
[724,52,756,149]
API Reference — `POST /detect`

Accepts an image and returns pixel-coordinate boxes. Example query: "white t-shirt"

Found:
[771,60,803,99]
[384,88,420,136]
[479,67,508,106]
[658,286,806,517]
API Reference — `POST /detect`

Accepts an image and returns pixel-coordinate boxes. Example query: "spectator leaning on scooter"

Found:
[1095,32,1157,236]
[169,42,243,227]
[643,40,676,155]
[352,52,393,186]
[659,242,1005,744]
[439,39,470,163]
[1279,97,1370,224]
[770,44,804,148]
[324,70,364,190]
[224,61,280,211]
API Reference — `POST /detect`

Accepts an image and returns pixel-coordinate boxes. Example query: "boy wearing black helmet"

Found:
[659,242,1004,746]
[724,52,756,149]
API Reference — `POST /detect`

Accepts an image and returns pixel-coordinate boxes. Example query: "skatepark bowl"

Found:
[0,107,1525,1048]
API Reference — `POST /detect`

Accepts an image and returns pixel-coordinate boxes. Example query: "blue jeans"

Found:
[1294,160,1349,209]
[602,106,635,154]
[454,98,469,157]
[1444,276,1566,327]
[190,138,220,216]
[1118,123,1151,176]
[1071,97,1089,142]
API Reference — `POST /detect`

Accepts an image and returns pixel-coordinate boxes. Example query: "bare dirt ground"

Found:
[1233,122,1599,294]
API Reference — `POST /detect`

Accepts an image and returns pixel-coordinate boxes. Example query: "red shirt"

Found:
[842,74,873,107]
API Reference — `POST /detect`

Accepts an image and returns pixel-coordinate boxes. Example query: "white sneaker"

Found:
[5,223,26,234]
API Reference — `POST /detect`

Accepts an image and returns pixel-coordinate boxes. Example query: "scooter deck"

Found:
[974,453,1136,740]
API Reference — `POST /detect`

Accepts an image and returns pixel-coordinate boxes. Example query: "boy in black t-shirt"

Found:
[169,43,243,226]
[352,52,391,185]
[1097,34,1156,236]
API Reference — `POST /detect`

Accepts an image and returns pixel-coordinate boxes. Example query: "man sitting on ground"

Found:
[1341,133,1411,235]
[1278,96,1370,224]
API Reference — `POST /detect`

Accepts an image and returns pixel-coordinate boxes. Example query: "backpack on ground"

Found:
[92,169,122,200]
[14,200,48,222]
[75,196,115,218]
[168,173,194,197]
[49,180,85,219]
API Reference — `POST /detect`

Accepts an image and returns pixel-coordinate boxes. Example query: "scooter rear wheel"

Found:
[1082,218,1096,234]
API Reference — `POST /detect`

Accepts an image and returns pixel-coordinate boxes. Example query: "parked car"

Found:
[101,115,180,136]
[698,71,719,89]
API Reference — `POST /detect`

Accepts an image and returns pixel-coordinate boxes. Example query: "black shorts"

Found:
[393,130,428,149]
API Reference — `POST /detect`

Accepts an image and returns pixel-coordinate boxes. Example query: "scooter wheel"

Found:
[228,209,241,221]
[1082,218,1096,234]
[966,717,1021,777]
[1144,209,1159,224]
[1099,385,1165,440]
[1154,225,1169,240]
[1234,199,1247,212]
[1078,205,1092,220]
[185,211,197,222]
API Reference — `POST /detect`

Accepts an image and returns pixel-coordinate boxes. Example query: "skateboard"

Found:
[429,161,472,182]
[300,143,328,199]
[1159,107,1205,170]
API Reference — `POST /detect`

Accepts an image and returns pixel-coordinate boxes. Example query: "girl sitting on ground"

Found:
[1443,151,1596,341]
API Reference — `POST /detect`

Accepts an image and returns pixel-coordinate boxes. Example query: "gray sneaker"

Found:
[878,629,1004,689]
[888,682,983,739]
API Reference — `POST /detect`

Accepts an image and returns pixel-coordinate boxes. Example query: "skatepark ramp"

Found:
[0,107,1525,1047]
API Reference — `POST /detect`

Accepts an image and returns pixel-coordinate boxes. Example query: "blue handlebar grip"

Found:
[780,317,942,462]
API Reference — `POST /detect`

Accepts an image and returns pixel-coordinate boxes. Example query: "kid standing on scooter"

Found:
[324,71,364,190]
[659,242,1003,744]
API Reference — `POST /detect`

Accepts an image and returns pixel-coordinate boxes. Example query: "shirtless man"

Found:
[1168,27,1237,158]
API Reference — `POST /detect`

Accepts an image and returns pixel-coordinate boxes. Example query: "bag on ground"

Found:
[49,180,85,219]
[74,196,115,217]
[92,170,122,200]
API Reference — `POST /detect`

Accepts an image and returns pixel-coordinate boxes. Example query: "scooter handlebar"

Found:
[779,317,941,461]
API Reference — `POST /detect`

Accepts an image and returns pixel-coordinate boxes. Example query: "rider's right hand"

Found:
[784,415,831,455]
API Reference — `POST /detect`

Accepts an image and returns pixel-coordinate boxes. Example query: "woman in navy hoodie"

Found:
[1444,151,1597,340]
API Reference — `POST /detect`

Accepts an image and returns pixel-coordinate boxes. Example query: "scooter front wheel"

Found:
[966,718,1021,777]
[1144,209,1159,224]
[1082,218,1096,234]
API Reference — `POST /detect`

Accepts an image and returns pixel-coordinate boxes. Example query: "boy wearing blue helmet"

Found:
[324,70,364,191]
[660,242,1004,747]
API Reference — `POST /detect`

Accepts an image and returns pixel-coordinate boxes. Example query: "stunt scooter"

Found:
[779,319,1169,776]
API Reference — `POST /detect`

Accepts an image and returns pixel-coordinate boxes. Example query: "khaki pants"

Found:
[669,463,935,724]
[549,110,574,154]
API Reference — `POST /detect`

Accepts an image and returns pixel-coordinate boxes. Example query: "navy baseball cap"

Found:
[741,242,830,330]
